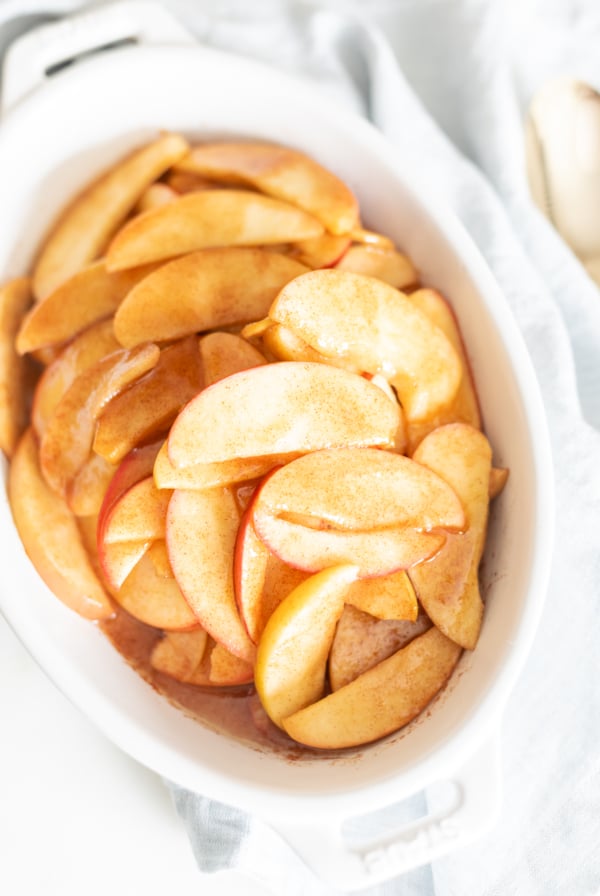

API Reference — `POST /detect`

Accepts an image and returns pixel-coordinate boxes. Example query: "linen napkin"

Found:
[2,1,599,894]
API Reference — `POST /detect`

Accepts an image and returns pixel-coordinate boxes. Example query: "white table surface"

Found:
[0,613,267,896]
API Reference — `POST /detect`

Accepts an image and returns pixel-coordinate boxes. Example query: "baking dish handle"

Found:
[270,733,502,891]
[1,0,196,116]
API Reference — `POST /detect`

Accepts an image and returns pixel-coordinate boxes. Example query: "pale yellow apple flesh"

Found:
[209,642,254,686]
[33,132,189,299]
[105,190,324,270]
[255,565,359,727]
[67,453,116,517]
[174,141,359,235]
[346,569,418,621]
[151,629,209,683]
[102,476,171,544]
[269,270,462,422]
[113,248,308,348]
[0,278,33,456]
[282,627,462,749]
[336,245,418,289]
[8,429,114,620]
[153,441,282,490]
[199,331,267,387]
[115,546,199,631]
[167,362,401,468]
[98,538,151,591]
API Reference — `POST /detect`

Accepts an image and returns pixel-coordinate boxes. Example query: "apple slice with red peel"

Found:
[101,476,171,544]
[174,141,359,235]
[166,486,255,663]
[336,245,418,289]
[105,190,323,270]
[200,331,267,386]
[282,627,462,749]
[168,362,401,468]
[8,429,114,620]
[93,336,204,464]
[0,277,33,456]
[39,343,159,497]
[329,604,432,691]
[16,261,157,354]
[209,642,254,686]
[269,270,462,422]
[489,467,509,499]
[255,565,359,727]
[98,538,151,591]
[346,570,418,621]
[409,423,492,649]
[115,545,199,631]
[151,629,209,683]
[31,318,120,438]
[113,248,308,348]
[98,440,162,534]
[68,453,116,517]
[288,233,351,268]
[33,132,189,300]
[153,441,282,491]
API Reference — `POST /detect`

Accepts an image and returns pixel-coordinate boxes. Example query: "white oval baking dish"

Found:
[0,2,554,889]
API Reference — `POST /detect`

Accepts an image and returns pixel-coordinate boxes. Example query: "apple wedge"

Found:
[167,362,401,468]
[101,476,171,544]
[255,565,359,727]
[68,453,116,517]
[135,182,178,213]
[166,486,255,663]
[489,467,509,499]
[174,141,359,235]
[329,604,432,691]
[8,429,113,620]
[410,424,492,649]
[39,342,159,497]
[269,270,462,422]
[153,441,282,491]
[115,545,199,631]
[0,277,33,456]
[288,233,351,268]
[113,248,308,348]
[336,245,418,289]
[346,570,418,621]
[97,440,163,535]
[31,318,120,438]
[98,538,151,592]
[105,190,323,270]
[282,627,462,749]
[150,629,209,683]
[209,642,254,686]
[93,336,204,464]
[200,331,267,386]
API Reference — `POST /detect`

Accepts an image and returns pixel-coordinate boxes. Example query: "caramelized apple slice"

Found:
[135,183,178,213]
[269,269,462,422]
[68,453,116,517]
[101,476,170,544]
[200,332,267,386]
[209,642,254,686]
[153,441,281,490]
[33,132,189,299]
[175,141,359,234]
[288,233,351,268]
[283,628,462,749]
[347,570,418,621]
[489,467,509,499]
[8,429,113,620]
[151,629,209,683]
[115,545,199,631]
[0,278,33,456]
[336,245,418,289]
[255,565,359,727]
[98,538,151,591]
[106,190,323,270]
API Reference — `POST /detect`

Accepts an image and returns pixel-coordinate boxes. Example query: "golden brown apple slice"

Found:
[105,190,323,270]
[17,261,157,354]
[209,642,254,686]
[151,629,209,683]
[8,429,113,620]
[97,440,163,534]
[252,447,465,576]
[32,133,189,300]
[153,441,282,490]
[348,227,395,250]
[93,336,204,464]
[200,331,267,386]
[167,362,401,469]
[31,318,120,438]
[336,245,418,289]
[166,486,255,663]
[329,604,432,691]
[282,627,462,749]
[489,467,509,499]
[255,565,359,727]
[135,183,178,213]
[409,424,492,649]
[0,278,33,456]
[68,453,116,517]
[346,570,418,621]
[101,476,171,544]
[98,538,151,591]
[115,545,199,631]
[175,141,359,234]
[269,270,462,422]
[39,343,159,497]
[261,322,334,365]
[113,248,307,348]
[287,233,351,268]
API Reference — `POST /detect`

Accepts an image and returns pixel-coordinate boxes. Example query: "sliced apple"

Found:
[8,429,113,620]
[288,233,351,268]
[410,424,492,649]
[209,642,254,686]
[101,476,170,544]
[115,545,199,631]
[93,336,204,464]
[348,227,395,250]
[489,467,509,499]
[165,170,224,193]
[67,452,116,517]
[261,322,353,368]
[329,604,432,691]
[98,537,151,591]
[31,318,120,438]
[175,141,359,234]
[32,133,189,300]
[135,182,178,213]
[282,627,462,749]
[199,331,267,386]
[0,277,33,456]
[167,362,401,468]
[166,486,255,663]
[151,629,209,683]
[336,245,418,289]
[113,248,308,348]
[269,270,462,422]
[255,565,359,727]
[153,441,282,490]
[346,570,418,621]
[39,343,159,497]
[105,190,323,270]
[97,440,163,536]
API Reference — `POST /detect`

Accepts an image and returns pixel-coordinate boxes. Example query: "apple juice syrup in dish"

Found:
[3,134,507,754]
